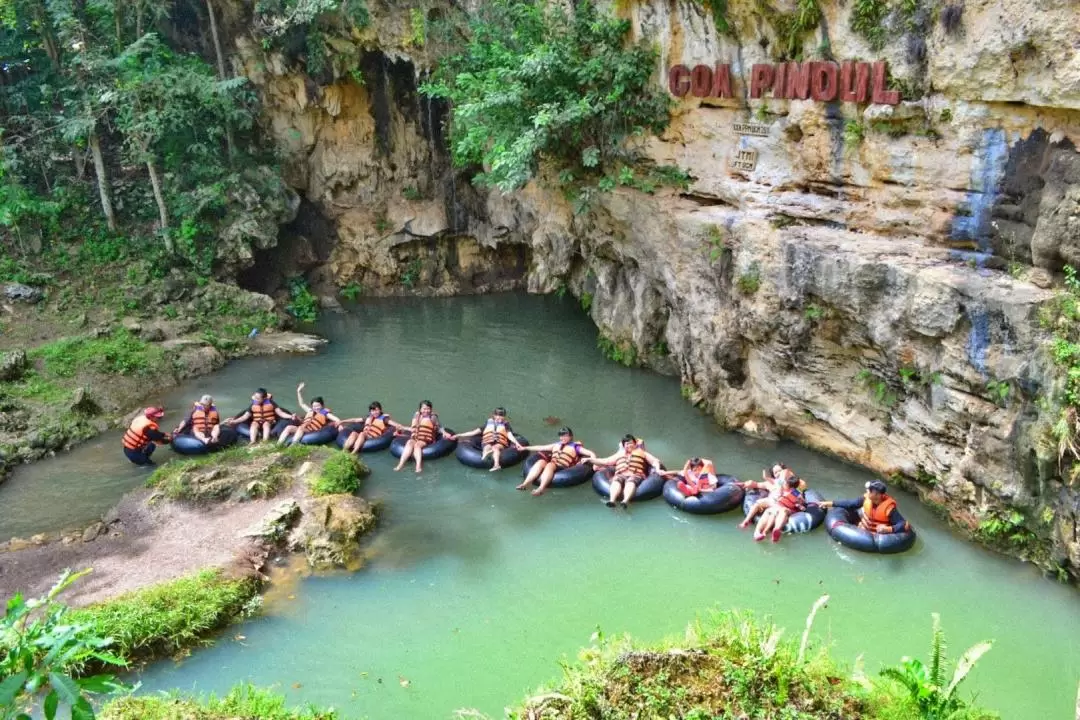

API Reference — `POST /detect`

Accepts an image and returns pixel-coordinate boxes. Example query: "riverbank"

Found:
[0,264,327,487]
[94,607,999,720]
[0,446,375,665]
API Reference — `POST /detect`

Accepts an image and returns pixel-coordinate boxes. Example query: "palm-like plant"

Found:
[879,613,992,720]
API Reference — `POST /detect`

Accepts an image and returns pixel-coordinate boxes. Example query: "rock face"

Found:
[288,494,376,569]
[231,0,1080,578]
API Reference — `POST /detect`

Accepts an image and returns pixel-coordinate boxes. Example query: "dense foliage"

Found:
[0,0,285,278]
[0,571,127,720]
[1042,265,1080,480]
[421,0,682,204]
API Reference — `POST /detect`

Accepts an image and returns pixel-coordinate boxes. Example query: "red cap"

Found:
[145,406,165,419]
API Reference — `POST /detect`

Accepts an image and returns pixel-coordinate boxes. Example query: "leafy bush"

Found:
[100,684,339,720]
[597,334,638,367]
[878,613,994,720]
[70,570,259,665]
[310,453,365,496]
[0,571,128,720]
[32,330,164,378]
[286,276,319,323]
[421,0,672,193]
[850,0,889,50]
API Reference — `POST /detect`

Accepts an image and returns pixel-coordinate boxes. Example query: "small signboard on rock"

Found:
[733,122,770,137]
[729,149,758,173]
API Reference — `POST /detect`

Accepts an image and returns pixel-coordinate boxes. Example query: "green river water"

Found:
[2,293,1078,718]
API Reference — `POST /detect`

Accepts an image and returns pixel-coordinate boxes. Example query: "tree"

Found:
[107,33,254,250]
[420,0,672,193]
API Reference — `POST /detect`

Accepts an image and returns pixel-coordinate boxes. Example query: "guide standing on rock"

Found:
[122,406,171,466]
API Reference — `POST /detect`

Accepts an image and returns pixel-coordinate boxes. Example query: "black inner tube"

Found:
[520,452,594,488]
[455,434,529,469]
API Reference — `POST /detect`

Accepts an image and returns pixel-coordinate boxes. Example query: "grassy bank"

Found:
[505,602,997,720]
[100,684,339,720]
[70,569,261,670]
[0,260,287,483]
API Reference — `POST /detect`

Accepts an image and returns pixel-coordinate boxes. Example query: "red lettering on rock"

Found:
[871,61,901,105]
[840,61,870,103]
[668,64,691,97]
[690,64,712,97]
[785,61,811,100]
[712,63,732,98]
[810,61,839,101]
[773,63,786,98]
[750,64,775,99]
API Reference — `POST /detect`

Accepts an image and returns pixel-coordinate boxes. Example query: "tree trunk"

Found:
[146,158,170,244]
[204,0,235,160]
[88,127,117,231]
[136,0,144,38]
[114,0,122,48]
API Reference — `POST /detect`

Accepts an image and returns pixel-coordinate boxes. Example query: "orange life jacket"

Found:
[123,416,159,451]
[481,418,510,447]
[251,396,277,424]
[777,488,805,512]
[300,407,330,433]
[413,415,437,444]
[616,448,650,479]
[364,414,391,439]
[861,493,898,529]
[191,403,220,434]
[553,441,582,468]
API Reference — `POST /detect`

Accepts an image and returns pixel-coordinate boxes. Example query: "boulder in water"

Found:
[288,494,376,570]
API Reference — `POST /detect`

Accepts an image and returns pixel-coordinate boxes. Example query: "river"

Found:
[2,293,1077,718]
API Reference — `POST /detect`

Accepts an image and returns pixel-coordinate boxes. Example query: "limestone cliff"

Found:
[226,0,1080,579]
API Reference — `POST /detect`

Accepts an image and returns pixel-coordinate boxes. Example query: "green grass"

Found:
[69,569,260,668]
[3,371,70,404]
[31,329,165,378]
[309,452,367,496]
[499,604,997,720]
[736,269,761,295]
[100,683,339,720]
[596,334,638,367]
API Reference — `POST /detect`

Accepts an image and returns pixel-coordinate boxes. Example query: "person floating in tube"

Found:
[737,464,804,530]
[278,383,342,446]
[587,434,662,508]
[173,394,222,447]
[337,401,406,455]
[393,400,454,473]
[661,457,719,496]
[516,427,597,495]
[122,406,171,465]
[819,480,910,535]
[752,473,807,543]
[225,388,294,444]
[453,407,523,472]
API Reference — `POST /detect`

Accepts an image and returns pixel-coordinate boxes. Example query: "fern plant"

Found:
[879,613,992,720]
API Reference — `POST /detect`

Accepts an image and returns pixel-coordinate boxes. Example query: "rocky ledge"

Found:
[0,446,376,607]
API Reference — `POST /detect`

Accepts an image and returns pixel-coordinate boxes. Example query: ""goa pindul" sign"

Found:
[668,61,901,105]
